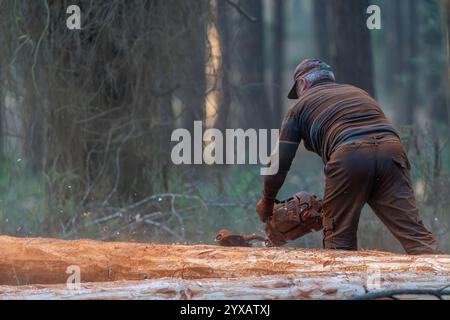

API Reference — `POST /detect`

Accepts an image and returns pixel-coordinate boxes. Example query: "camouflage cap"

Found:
[287,59,335,99]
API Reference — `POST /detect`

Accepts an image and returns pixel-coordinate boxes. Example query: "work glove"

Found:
[256,196,274,222]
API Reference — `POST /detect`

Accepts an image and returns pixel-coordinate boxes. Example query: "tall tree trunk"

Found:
[445,0,450,82]
[405,0,419,125]
[179,22,207,131]
[313,0,331,62]
[0,69,3,159]
[328,0,375,97]
[236,0,271,129]
[443,0,450,161]
[383,0,406,121]
[271,0,285,127]
[216,0,232,132]
[420,0,448,124]
[17,1,48,175]
[381,0,418,125]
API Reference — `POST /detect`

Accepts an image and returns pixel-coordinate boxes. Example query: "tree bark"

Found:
[0,236,448,292]
[421,0,448,124]
[235,0,271,129]
[0,69,3,158]
[216,0,232,131]
[443,0,450,161]
[405,0,419,125]
[1,273,449,300]
[381,0,419,125]
[313,0,331,62]
[328,0,375,97]
[271,0,285,127]
[179,3,208,130]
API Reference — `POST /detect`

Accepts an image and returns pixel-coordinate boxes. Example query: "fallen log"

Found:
[0,276,449,300]
[0,235,449,299]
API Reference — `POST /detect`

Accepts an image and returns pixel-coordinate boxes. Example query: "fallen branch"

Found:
[348,285,450,300]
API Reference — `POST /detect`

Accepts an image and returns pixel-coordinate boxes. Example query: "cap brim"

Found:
[287,81,298,99]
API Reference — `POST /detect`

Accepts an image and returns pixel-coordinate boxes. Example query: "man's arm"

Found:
[256,109,301,222]
[263,141,300,201]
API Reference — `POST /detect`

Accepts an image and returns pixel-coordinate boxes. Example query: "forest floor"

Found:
[0,236,449,299]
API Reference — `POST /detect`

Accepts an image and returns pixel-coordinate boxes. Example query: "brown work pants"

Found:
[322,135,440,255]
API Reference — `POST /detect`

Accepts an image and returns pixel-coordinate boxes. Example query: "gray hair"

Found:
[303,69,335,85]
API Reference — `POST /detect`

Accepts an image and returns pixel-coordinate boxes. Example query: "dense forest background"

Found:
[0,0,449,253]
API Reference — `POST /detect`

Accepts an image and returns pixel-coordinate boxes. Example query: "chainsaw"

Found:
[215,191,324,247]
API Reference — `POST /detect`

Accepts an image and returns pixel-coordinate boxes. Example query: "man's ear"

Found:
[301,78,310,90]
[297,78,309,97]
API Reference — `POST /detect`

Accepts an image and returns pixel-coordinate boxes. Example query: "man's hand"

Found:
[256,197,274,222]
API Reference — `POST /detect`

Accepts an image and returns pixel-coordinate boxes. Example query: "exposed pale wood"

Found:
[0,274,449,300]
[0,235,448,300]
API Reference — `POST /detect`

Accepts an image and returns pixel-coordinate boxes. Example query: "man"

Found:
[256,58,440,255]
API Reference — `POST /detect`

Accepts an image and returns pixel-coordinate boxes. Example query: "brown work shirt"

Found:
[264,81,400,201]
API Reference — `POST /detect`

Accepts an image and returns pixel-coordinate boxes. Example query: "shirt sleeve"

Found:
[263,108,301,201]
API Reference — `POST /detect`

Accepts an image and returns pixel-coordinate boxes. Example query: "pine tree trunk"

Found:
[236,0,271,129]
[271,0,285,127]
[216,0,232,131]
[405,0,419,125]
[443,0,450,159]
[328,0,375,96]
[0,69,3,158]
[313,0,331,62]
